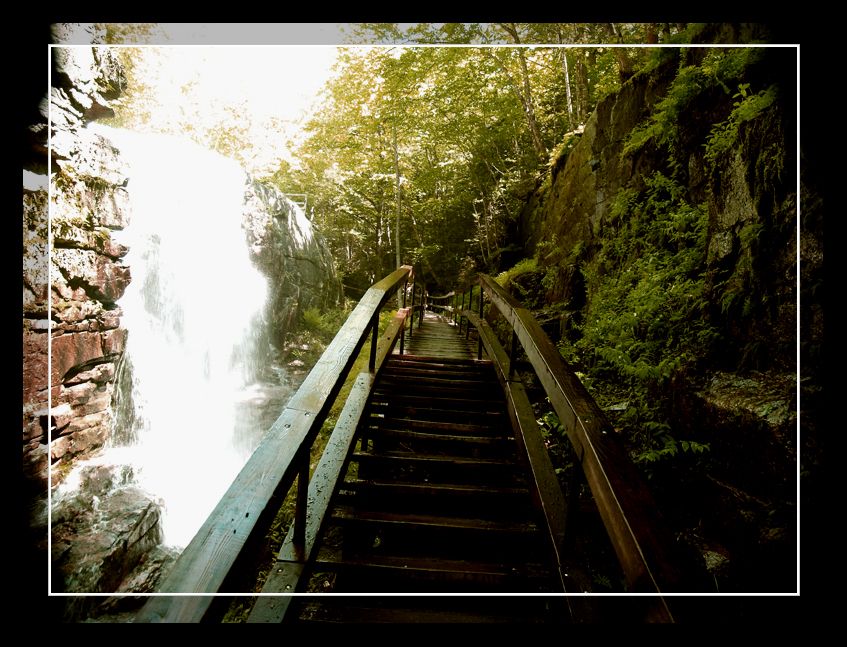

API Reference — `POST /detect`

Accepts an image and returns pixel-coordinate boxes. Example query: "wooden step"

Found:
[364,417,506,438]
[368,393,508,413]
[350,450,516,470]
[364,427,512,445]
[313,550,553,584]
[366,404,508,427]
[337,479,535,522]
[341,478,529,498]
[293,596,565,623]
[330,504,539,533]
[380,365,499,380]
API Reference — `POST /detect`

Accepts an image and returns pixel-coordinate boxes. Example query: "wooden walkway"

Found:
[398,310,480,359]
[245,305,567,623]
[136,269,688,623]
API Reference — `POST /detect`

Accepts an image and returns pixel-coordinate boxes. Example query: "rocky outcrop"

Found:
[242,178,343,348]
[520,47,804,372]
[24,40,131,492]
[50,452,172,621]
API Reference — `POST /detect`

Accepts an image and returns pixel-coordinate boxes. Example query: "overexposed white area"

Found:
[24,169,47,191]
[106,44,339,176]
[88,123,269,548]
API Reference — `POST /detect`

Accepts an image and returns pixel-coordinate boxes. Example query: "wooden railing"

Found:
[135,266,415,623]
[454,275,691,622]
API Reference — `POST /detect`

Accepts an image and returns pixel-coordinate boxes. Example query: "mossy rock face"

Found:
[242,176,343,348]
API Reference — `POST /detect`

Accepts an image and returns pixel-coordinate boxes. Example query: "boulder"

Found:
[53,483,164,595]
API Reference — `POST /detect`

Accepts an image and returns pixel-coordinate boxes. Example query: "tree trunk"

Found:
[497,24,547,161]
[405,199,440,283]
[393,116,402,304]
[575,50,589,124]
[602,23,635,82]
[647,23,658,45]
[561,49,575,130]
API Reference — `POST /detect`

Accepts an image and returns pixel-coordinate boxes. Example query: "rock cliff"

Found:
[24,40,131,491]
[512,46,819,592]
[242,176,343,350]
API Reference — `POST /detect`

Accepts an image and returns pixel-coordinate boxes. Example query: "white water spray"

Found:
[88,124,269,548]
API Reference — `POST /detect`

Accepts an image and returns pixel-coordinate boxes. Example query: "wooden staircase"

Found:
[286,352,563,621]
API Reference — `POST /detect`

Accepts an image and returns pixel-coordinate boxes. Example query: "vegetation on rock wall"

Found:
[491,43,805,594]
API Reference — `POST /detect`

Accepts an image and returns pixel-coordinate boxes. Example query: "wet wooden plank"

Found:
[350,450,513,469]
[365,415,506,436]
[313,551,551,582]
[366,428,509,445]
[343,478,528,498]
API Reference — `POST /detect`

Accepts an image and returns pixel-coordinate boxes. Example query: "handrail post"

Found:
[410,282,416,337]
[477,281,483,360]
[421,290,427,327]
[369,311,378,373]
[508,330,518,379]
[293,453,308,549]
[400,279,408,355]
[465,287,472,340]
[459,290,465,335]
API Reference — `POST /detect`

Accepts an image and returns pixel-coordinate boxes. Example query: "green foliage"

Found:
[495,257,537,286]
[704,83,778,163]
[301,306,325,332]
[556,171,715,472]
[623,48,769,164]
[622,61,707,159]
[548,132,581,168]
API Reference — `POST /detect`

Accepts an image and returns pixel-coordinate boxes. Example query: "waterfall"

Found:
[87,124,270,548]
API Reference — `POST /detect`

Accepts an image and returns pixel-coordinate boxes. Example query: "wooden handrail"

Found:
[135,266,413,623]
[248,306,412,622]
[457,275,689,621]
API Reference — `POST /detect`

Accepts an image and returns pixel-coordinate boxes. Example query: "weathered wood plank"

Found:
[366,428,508,445]
[350,451,513,469]
[331,505,538,533]
[342,478,528,498]
[313,551,551,582]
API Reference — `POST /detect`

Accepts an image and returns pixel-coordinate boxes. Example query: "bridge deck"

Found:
[398,310,481,359]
